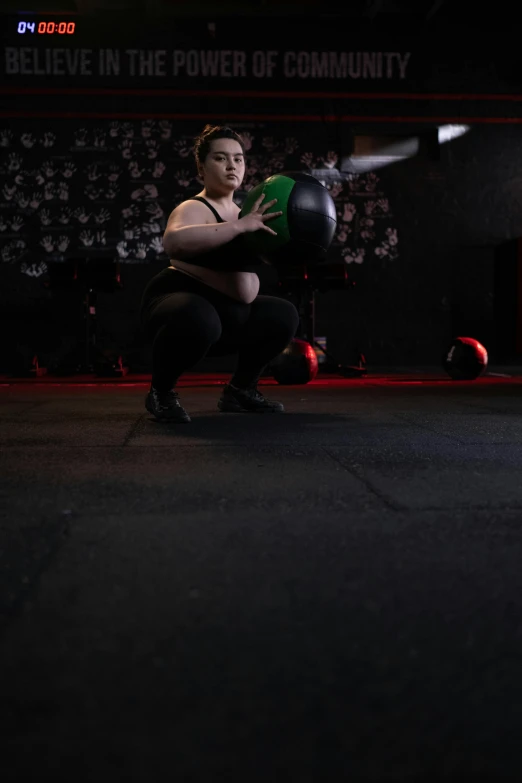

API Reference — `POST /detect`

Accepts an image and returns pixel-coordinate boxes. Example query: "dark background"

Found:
[1,0,522,373]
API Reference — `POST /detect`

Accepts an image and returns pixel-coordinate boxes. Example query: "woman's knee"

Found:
[255,295,300,336]
[150,293,223,345]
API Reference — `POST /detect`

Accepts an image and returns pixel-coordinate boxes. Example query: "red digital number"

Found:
[37,19,75,34]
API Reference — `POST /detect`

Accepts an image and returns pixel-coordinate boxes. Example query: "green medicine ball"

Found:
[239,171,337,264]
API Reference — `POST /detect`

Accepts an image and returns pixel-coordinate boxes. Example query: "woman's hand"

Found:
[239,193,282,236]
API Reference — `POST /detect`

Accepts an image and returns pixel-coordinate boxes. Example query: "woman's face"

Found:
[200,138,245,191]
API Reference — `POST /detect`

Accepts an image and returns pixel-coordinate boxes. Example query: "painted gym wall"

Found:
[0,120,521,372]
[2,15,522,372]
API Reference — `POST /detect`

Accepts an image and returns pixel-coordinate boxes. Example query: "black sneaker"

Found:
[218,383,285,413]
[145,387,191,423]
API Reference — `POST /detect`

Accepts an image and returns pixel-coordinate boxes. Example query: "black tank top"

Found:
[179,196,261,272]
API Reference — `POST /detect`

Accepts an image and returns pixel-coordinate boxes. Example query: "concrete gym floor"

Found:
[1,368,522,781]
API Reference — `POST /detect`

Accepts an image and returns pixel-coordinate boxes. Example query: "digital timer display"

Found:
[17,20,76,35]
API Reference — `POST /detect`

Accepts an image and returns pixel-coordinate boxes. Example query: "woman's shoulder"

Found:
[166,198,215,227]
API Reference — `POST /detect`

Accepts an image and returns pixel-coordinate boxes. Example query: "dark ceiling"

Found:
[0,0,510,28]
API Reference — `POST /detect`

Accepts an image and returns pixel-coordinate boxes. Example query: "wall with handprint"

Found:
[0,120,399,273]
[2,120,521,368]
[0,119,404,369]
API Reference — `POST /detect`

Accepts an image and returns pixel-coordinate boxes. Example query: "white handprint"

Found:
[74,207,91,224]
[128,161,144,179]
[141,221,161,234]
[58,207,72,224]
[337,224,351,243]
[173,139,191,158]
[141,120,155,138]
[2,240,26,263]
[57,235,70,252]
[321,151,339,169]
[150,237,164,254]
[0,216,7,231]
[94,208,111,224]
[116,241,130,258]
[122,205,139,218]
[95,230,106,245]
[364,173,379,192]
[385,227,398,246]
[57,182,69,201]
[40,235,54,253]
[107,164,121,183]
[21,133,36,148]
[7,153,23,172]
[145,203,164,219]
[300,152,315,169]
[143,184,159,199]
[174,170,190,188]
[1,243,14,262]
[123,227,141,240]
[39,208,52,226]
[329,182,343,199]
[343,248,365,265]
[145,140,159,159]
[79,230,95,247]
[11,216,24,232]
[109,121,120,138]
[135,242,148,259]
[62,161,77,178]
[105,185,119,200]
[130,188,146,201]
[152,161,166,178]
[120,123,134,138]
[29,191,43,209]
[119,139,133,159]
[284,136,299,154]
[16,193,29,208]
[86,164,102,181]
[158,120,172,140]
[360,218,375,241]
[343,202,356,222]
[21,261,48,278]
[44,182,55,200]
[240,131,254,152]
[41,132,56,148]
[32,169,45,186]
[14,172,26,186]
[93,128,106,147]
[84,184,101,201]
[41,160,56,178]
[74,129,88,147]
[0,129,13,147]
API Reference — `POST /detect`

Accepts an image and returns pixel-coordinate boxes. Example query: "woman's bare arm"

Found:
[162,201,244,259]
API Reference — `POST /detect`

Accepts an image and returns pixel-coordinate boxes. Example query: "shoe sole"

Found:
[145,400,191,423]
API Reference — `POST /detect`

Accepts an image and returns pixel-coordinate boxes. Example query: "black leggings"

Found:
[141,268,300,391]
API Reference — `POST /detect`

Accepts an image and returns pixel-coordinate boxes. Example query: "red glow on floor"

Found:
[1,372,522,389]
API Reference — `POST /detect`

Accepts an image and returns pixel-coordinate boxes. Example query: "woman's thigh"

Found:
[244,295,300,339]
[144,292,224,345]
